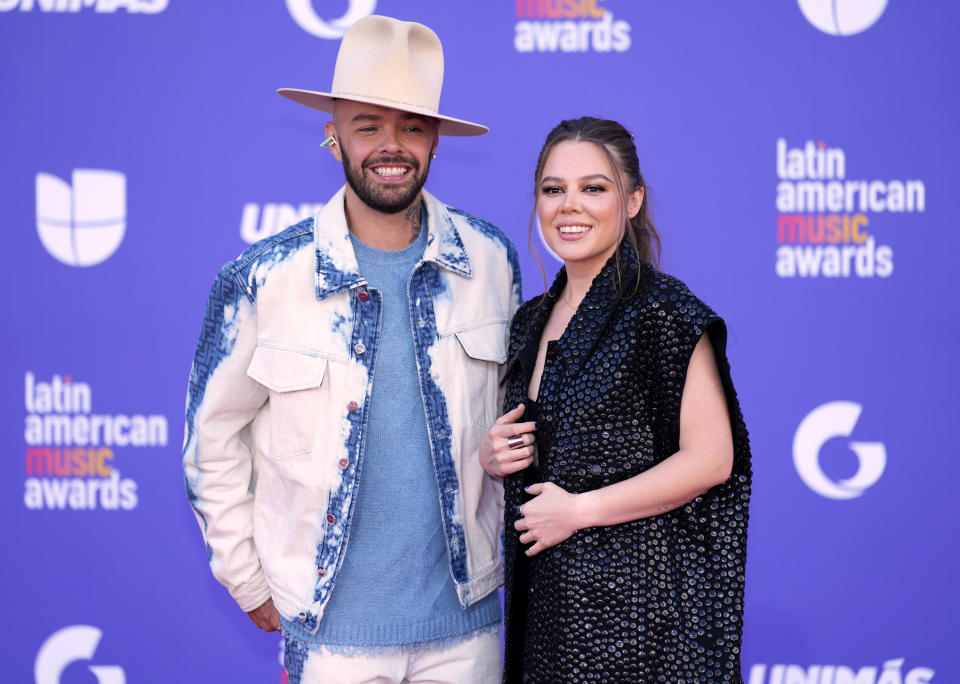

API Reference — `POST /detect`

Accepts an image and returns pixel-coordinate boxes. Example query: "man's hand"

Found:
[247,598,281,633]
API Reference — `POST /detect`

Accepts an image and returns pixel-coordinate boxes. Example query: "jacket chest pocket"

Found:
[455,322,508,431]
[246,346,327,460]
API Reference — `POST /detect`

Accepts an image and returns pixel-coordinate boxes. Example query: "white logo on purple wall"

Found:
[36,169,126,267]
[35,625,125,684]
[798,0,888,36]
[0,0,166,12]
[285,0,376,39]
[241,202,323,244]
[793,401,886,499]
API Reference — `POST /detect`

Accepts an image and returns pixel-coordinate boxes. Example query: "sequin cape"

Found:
[501,241,752,683]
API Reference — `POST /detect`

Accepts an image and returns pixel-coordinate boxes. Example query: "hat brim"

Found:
[277,88,488,137]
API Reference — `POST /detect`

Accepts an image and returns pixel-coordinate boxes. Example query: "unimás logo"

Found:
[285,0,376,39]
[241,202,323,244]
[748,658,934,684]
[23,372,168,511]
[798,0,888,36]
[35,625,125,684]
[0,0,166,13]
[515,0,631,53]
[36,169,126,267]
[774,139,925,278]
[793,401,886,500]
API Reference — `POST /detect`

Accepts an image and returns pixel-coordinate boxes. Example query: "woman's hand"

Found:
[515,482,583,556]
[479,404,537,480]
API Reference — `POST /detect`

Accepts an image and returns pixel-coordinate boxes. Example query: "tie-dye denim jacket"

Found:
[183,187,521,634]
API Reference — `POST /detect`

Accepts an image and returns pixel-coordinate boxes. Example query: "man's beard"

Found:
[341,147,431,214]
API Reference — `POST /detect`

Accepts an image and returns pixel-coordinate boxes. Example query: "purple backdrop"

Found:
[2,1,957,682]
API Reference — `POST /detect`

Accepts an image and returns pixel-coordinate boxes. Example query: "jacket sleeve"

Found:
[498,239,524,409]
[182,265,271,613]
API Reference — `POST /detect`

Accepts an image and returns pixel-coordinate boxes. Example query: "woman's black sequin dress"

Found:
[501,241,752,683]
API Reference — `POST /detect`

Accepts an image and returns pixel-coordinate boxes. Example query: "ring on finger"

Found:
[507,435,525,450]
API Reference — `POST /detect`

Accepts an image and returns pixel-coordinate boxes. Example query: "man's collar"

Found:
[312,186,471,301]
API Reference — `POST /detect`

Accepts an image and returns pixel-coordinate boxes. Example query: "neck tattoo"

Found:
[405,201,422,244]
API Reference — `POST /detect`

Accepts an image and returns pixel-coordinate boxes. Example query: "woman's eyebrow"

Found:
[540,174,613,184]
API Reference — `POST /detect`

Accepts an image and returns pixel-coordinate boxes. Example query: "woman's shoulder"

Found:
[505,295,546,355]
[636,265,720,327]
[511,295,543,328]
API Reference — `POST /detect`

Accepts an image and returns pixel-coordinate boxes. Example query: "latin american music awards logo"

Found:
[23,372,169,511]
[774,139,926,278]
[514,0,631,53]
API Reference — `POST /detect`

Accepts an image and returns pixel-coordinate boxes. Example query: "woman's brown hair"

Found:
[529,117,661,295]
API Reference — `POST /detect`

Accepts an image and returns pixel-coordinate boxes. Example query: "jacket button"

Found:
[338,458,349,469]
[358,291,369,302]
[298,612,307,623]
[326,514,336,524]
[347,401,358,412]
[354,342,366,355]
[317,566,326,577]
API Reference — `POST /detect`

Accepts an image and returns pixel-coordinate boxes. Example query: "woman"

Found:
[480,117,752,682]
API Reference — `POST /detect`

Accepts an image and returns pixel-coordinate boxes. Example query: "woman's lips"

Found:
[557,224,592,241]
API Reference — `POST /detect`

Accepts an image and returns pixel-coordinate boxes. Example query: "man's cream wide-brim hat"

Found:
[278,15,487,136]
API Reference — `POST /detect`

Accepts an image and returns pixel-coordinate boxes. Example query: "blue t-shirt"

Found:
[310,211,500,651]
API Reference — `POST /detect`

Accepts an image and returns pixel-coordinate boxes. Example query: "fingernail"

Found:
[534,422,540,429]
[524,485,531,491]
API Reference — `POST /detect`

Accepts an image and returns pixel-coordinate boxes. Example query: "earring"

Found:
[320,136,337,148]
[431,153,437,159]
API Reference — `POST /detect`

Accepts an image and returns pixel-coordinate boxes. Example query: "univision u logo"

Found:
[35,169,126,267]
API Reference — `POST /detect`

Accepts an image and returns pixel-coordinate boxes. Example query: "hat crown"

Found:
[276,15,487,136]
[331,16,445,115]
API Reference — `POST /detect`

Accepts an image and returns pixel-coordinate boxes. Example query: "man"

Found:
[183,16,520,684]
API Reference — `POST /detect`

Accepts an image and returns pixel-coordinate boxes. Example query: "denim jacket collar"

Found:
[313,186,472,302]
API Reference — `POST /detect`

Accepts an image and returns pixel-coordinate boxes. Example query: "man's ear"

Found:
[324,121,342,162]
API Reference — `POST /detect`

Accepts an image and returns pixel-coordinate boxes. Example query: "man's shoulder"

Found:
[443,205,516,257]
[223,217,315,278]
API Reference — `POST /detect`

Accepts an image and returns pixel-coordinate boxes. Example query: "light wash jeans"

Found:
[283,629,501,684]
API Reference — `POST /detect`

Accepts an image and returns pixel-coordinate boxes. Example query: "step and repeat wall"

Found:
[2,1,957,682]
